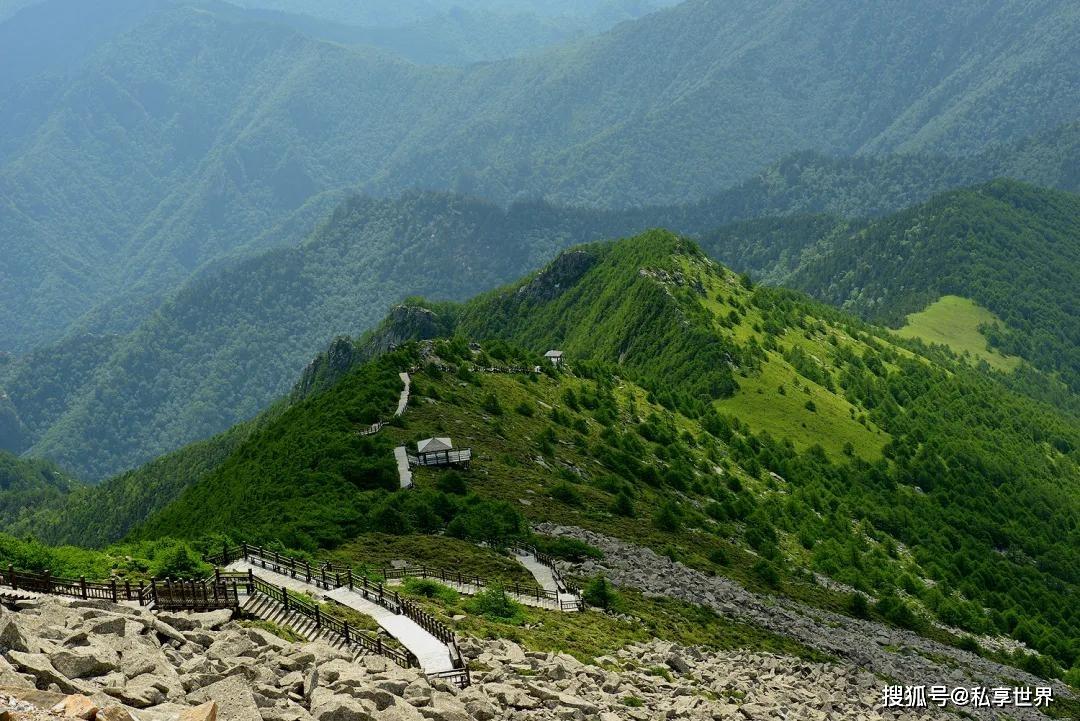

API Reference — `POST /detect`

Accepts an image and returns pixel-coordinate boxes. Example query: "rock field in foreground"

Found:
[0,592,952,720]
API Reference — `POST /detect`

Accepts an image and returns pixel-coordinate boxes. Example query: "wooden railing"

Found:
[405,448,472,468]
[384,564,558,603]
[150,577,240,611]
[1,565,147,603]
[428,666,471,690]
[1,564,239,610]
[510,544,579,595]
[248,574,415,669]
[210,544,463,674]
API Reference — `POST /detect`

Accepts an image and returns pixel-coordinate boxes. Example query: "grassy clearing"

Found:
[716,354,887,460]
[693,260,889,461]
[896,295,1020,372]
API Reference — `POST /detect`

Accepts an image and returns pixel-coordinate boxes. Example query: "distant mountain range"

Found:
[2,0,1077,354]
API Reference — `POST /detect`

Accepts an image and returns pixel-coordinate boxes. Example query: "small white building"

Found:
[417,437,454,453]
[544,350,564,366]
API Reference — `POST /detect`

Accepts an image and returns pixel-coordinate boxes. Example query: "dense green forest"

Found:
[0,451,78,528]
[42,232,1075,679]
[3,0,1078,355]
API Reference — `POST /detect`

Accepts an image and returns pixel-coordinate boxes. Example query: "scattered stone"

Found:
[48,695,97,720]
[178,700,218,721]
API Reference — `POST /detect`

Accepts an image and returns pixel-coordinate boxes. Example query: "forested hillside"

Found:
[232,0,682,66]
[94,232,1078,678]
[0,451,78,529]
[784,181,1080,394]
[3,0,1077,354]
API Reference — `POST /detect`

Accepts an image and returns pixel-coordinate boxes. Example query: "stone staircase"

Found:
[241,594,366,661]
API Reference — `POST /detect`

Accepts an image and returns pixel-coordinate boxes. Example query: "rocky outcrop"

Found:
[516,250,597,304]
[291,305,448,401]
[460,637,943,721]
[535,523,1069,721]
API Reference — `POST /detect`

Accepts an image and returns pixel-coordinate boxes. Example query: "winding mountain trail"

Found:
[395,372,411,417]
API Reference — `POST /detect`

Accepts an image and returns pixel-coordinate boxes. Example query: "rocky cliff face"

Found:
[2,592,951,721]
[291,306,446,401]
[515,250,597,305]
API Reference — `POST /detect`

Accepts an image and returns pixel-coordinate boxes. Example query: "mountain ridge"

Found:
[29,230,1074,678]
[3,0,1077,352]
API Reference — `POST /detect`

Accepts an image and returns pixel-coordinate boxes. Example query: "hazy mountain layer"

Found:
[2,0,1077,353]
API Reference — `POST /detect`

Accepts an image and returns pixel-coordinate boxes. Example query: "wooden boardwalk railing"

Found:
[150,577,240,611]
[247,573,416,669]
[2,565,147,603]
[209,543,470,686]
[210,543,402,610]
[405,448,472,468]
[1,565,240,611]
[509,544,580,596]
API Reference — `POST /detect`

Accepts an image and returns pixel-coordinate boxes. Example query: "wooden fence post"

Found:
[110,578,117,602]
[343,621,350,644]
[222,541,230,566]
[7,564,14,589]
[248,568,255,594]
[281,586,289,612]
[347,568,353,590]
[314,605,321,629]
[124,580,131,601]
[79,576,87,599]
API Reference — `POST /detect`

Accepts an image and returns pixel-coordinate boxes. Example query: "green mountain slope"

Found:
[3,0,1078,353]
[783,181,1080,393]
[6,417,259,548]
[0,450,79,528]
[113,232,1079,674]
[2,194,634,480]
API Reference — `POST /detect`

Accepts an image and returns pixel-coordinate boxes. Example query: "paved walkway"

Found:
[395,372,410,417]
[394,446,413,488]
[226,560,453,673]
[514,548,580,609]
